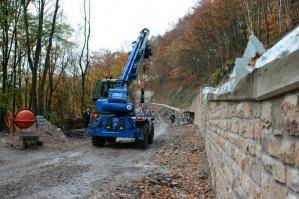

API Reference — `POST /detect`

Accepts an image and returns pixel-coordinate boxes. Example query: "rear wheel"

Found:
[106,137,116,144]
[136,124,149,149]
[92,136,105,146]
[148,121,154,144]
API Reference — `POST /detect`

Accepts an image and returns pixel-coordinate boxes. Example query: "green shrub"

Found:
[211,68,223,86]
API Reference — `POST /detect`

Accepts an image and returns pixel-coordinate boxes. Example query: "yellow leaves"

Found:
[89,51,128,81]
[169,37,191,53]
[169,68,181,79]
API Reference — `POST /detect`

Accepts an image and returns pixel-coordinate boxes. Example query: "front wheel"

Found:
[92,136,105,147]
[148,122,154,144]
[136,124,149,149]
[106,137,116,144]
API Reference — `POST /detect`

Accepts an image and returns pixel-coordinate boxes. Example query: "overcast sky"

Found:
[62,0,197,51]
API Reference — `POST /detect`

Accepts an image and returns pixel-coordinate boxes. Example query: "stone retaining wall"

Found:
[191,90,299,198]
[190,50,299,198]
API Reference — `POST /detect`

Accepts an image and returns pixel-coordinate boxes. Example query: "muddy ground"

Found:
[0,109,214,199]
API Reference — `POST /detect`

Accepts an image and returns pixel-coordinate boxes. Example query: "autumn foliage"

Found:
[148,0,299,107]
[1,0,299,128]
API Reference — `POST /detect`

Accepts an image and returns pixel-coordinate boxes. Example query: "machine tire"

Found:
[92,136,105,147]
[106,137,116,143]
[148,121,154,145]
[136,123,149,149]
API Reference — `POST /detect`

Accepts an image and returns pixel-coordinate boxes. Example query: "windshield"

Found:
[92,80,116,101]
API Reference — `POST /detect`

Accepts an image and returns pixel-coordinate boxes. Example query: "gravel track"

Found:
[0,117,168,199]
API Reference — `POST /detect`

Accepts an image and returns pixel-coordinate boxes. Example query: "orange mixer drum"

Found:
[14,109,36,129]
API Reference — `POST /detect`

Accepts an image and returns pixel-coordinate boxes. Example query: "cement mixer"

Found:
[6,109,42,149]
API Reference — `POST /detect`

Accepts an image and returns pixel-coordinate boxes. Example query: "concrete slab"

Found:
[208,50,299,102]
[256,49,299,100]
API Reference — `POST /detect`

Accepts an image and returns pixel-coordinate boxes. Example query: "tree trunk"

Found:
[38,0,59,115]
[30,69,38,113]
[22,0,34,111]
[0,1,11,131]
[12,4,18,114]
[30,0,45,114]
[22,0,44,114]
[79,0,91,113]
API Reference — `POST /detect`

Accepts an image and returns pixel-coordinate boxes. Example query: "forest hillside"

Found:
[147,0,299,108]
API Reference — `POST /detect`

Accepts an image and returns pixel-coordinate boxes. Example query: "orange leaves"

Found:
[149,0,299,107]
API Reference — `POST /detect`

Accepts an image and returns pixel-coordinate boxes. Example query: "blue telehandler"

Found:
[87,28,154,148]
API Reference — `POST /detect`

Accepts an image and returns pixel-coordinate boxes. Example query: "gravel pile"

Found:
[37,121,70,148]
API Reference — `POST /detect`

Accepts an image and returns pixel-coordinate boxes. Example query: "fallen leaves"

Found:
[109,124,215,199]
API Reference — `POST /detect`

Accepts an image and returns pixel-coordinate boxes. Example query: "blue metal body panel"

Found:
[87,115,145,141]
[108,88,128,104]
[96,99,133,114]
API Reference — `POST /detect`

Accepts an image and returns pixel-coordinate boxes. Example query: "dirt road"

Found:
[0,114,214,199]
[0,117,168,198]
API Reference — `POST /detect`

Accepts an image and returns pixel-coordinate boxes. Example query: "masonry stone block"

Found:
[287,167,299,192]
[273,129,283,137]
[282,114,299,137]
[247,121,255,138]
[273,160,286,183]
[227,120,233,131]
[223,109,229,118]
[234,184,243,199]
[251,186,261,199]
[236,102,252,118]
[268,136,283,160]
[287,191,299,199]
[238,137,246,152]
[261,134,270,152]
[295,146,299,168]
[282,139,296,165]
[243,103,252,119]
[252,103,261,118]
[239,121,246,137]
[281,99,299,137]
[283,94,298,110]
[241,174,251,197]
[270,180,288,199]
[261,102,272,122]
[262,173,288,198]
[249,142,257,156]
[261,172,271,194]
[231,120,240,133]
[255,144,262,158]
[240,156,251,173]
[251,160,262,184]
[254,120,262,140]
[262,154,274,174]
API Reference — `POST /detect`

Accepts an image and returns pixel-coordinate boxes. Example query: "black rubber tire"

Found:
[106,137,116,143]
[136,124,149,149]
[92,136,105,146]
[148,122,154,145]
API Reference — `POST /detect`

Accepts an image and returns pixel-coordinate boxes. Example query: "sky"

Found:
[62,0,197,51]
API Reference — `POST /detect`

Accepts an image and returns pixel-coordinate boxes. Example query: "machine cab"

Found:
[92,78,117,101]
